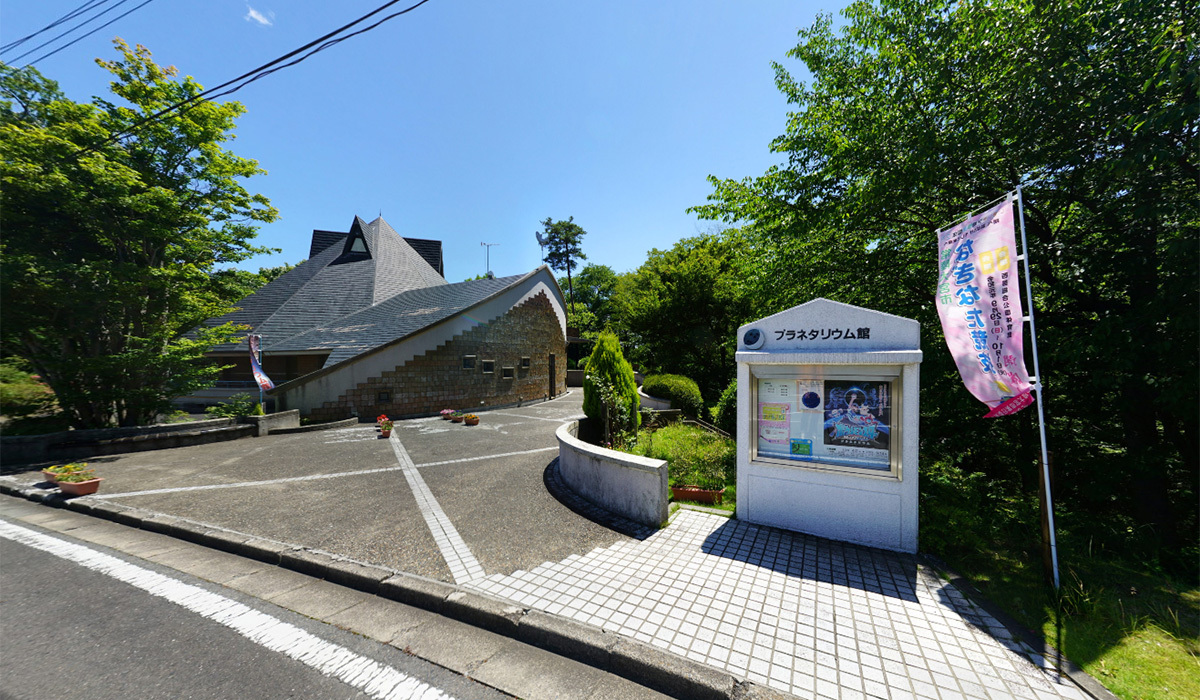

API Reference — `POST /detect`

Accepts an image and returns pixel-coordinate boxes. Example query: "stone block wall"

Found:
[307,292,566,421]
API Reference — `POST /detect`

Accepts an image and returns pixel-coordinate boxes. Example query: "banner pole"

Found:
[1016,185,1060,590]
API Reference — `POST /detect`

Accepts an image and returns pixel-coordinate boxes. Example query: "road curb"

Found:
[0,483,781,700]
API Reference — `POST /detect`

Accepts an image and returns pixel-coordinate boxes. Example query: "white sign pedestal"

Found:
[736,299,922,552]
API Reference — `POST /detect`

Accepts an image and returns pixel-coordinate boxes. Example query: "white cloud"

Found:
[244,6,274,27]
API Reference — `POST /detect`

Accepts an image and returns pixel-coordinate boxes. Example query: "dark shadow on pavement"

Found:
[542,458,657,541]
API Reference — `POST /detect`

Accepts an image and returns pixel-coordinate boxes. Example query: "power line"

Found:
[75,0,434,158]
[7,0,137,65]
[20,0,160,68]
[1,0,112,53]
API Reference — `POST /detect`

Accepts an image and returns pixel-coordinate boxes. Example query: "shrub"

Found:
[714,378,737,436]
[632,423,734,490]
[0,359,58,419]
[204,393,260,418]
[641,374,704,419]
[583,331,640,442]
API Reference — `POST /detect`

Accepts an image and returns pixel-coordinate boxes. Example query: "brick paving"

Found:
[469,510,1088,700]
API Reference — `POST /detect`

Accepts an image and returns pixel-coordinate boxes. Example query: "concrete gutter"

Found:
[0,482,793,700]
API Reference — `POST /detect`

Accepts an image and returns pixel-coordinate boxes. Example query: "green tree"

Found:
[568,263,619,332]
[0,42,278,428]
[614,233,751,399]
[537,216,587,311]
[692,0,1197,562]
[582,331,640,441]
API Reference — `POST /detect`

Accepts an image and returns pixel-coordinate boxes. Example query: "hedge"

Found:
[641,374,704,419]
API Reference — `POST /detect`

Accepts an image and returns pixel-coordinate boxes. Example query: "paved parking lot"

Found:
[2,391,1098,699]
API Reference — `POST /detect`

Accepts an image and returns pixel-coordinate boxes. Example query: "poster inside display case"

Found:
[755,372,895,472]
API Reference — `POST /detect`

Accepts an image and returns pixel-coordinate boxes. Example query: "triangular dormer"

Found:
[331,218,372,265]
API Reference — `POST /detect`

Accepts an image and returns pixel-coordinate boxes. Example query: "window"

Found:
[749,364,901,479]
[482,360,495,374]
[520,357,531,369]
[462,355,476,370]
[502,366,515,379]
[376,391,390,403]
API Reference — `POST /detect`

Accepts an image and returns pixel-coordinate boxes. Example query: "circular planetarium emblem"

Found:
[742,328,765,349]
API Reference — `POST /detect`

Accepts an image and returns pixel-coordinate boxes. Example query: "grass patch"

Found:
[624,422,737,510]
[924,460,1199,700]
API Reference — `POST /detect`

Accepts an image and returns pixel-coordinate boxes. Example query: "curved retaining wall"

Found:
[555,420,669,528]
[637,387,672,411]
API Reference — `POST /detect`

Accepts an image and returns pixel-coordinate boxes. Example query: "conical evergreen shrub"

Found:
[582,331,640,437]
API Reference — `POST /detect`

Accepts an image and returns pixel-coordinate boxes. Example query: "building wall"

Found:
[304,292,566,421]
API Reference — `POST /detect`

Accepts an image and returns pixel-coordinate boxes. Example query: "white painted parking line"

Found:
[414,446,557,469]
[78,446,558,500]
[388,434,487,584]
[489,412,585,424]
[0,520,457,700]
[91,466,403,499]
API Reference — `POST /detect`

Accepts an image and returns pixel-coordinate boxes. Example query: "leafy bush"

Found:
[204,393,261,418]
[583,331,640,441]
[630,423,734,490]
[714,378,737,436]
[640,374,704,419]
[0,358,57,419]
[577,356,589,372]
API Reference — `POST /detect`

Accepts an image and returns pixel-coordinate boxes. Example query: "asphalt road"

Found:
[0,525,509,700]
[3,392,628,583]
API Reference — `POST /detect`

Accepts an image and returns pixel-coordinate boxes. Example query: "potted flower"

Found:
[450,412,465,423]
[463,414,480,426]
[42,462,85,483]
[440,409,455,420]
[379,418,394,438]
[377,413,389,426]
[56,467,103,497]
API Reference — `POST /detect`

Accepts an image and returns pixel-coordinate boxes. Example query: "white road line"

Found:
[414,446,557,469]
[0,520,457,700]
[388,434,486,584]
[82,447,559,500]
[91,465,403,499]
[489,412,585,424]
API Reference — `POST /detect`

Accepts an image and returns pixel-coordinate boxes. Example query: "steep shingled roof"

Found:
[208,216,446,353]
[268,273,525,365]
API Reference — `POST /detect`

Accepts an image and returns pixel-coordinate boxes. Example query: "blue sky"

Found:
[3,1,845,282]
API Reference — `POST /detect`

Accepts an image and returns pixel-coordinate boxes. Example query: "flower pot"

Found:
[58,478,103,497]
[670,486,726,505]
[465,417,479,426]
[451,416,464,423]
[42,470,59,483]
[380,429,392,438]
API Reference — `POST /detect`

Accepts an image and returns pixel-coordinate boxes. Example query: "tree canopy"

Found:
[691,0,1197,565]
[614,233,751,400]
[0,42,279,427]
[537,216,587,310]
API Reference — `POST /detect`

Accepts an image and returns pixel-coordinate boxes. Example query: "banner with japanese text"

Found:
[248,334,275,392]
[936,198,1034,417]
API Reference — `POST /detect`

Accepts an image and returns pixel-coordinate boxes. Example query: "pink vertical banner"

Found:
[935,197,1034,417]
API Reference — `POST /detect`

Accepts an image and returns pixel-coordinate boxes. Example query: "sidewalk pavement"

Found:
[470,509,1090,700]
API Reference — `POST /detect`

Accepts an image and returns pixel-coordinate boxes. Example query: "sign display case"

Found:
[752,367,899,476]
[735,299,922,552]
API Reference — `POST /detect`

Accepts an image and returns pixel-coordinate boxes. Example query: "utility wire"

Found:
[1,0,112,53]
[75,0,433,158]
[20,0,161,68]
[7,0,136,65]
